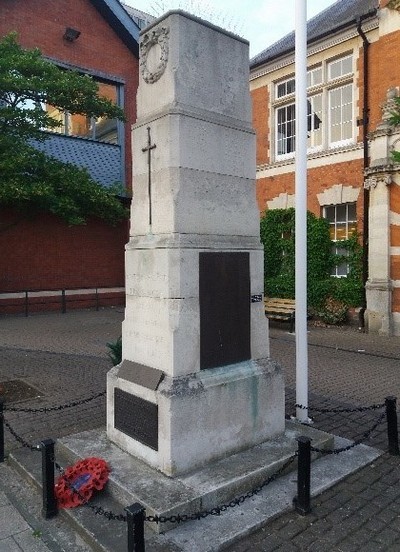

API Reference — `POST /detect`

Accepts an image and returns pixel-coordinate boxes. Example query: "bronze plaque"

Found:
[114,389,158,450]
[199,252,250,369]
[118,360,164,391]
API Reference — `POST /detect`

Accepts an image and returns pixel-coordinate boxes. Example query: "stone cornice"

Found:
[364,163,400,177]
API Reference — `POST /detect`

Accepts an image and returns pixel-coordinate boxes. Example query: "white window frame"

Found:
[275,102,296,159]
[307,93,323,153]
[273,53,355,161]
[323,202,357,277]
[328,83,354,148]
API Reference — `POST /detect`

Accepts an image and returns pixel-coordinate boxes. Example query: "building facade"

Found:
[250,0,400,335]
[0,0,144,312]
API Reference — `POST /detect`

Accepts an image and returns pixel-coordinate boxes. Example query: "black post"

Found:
[0,397,4,463]
[25,291,29,317]
[40,439,58,519]
[294,436,311,515]
[95,288,99,311]
[125,503,146,552]
[385,396,400,456]
[61,290,66,314]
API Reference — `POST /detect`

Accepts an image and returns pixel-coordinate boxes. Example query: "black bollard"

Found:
[294,436,311,515]
[385,396,400,456]
[40,439,58,519]
[126,503,146,552]
[61,290,66,314]
[0,397,4,463]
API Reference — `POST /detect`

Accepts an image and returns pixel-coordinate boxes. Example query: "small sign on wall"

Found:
[251,294,263,303]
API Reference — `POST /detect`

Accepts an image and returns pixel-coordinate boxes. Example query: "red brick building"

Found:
[250,0,400,335]
[0,0,146,312]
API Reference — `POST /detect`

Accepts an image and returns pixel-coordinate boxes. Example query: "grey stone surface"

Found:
[0,503,29,539]
[56,421,333,526]
[112,9,282,476]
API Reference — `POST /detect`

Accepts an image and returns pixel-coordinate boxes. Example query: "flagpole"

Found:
[295,0,309,422]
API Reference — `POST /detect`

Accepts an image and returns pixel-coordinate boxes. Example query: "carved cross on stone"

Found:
[142,126,156,227]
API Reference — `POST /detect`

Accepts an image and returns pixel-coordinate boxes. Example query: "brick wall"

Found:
[369,31,400,132]
[257,159,364,227]
[0,208,128,292]
[252,86,269,165]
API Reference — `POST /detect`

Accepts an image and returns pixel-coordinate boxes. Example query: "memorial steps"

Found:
[8,423,381,551]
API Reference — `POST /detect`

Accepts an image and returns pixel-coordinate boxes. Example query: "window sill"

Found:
[257,142,363,172]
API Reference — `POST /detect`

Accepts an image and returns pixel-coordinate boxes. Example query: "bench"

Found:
[264,297,296,333]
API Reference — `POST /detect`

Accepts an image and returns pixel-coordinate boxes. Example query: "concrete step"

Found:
[8,422,382,552]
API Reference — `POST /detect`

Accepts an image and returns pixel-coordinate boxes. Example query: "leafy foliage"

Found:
[0,33,128,225]
[316,297,348,325]
[390,95,400,163]
[107,336,122,366]
[260,208,364,319]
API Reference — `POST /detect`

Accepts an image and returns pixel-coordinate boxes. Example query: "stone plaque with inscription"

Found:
[114,389,158,451]
[200,252,250,369]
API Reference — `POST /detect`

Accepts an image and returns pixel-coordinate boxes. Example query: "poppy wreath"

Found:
[55,457,110,508]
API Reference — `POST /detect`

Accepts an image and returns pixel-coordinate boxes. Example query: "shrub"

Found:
[106,336,122,366]
[317,297,348,325]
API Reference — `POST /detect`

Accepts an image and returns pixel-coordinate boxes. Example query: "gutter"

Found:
[356,18,370,331]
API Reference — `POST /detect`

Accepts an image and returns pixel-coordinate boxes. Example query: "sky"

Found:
[123,0,338,58]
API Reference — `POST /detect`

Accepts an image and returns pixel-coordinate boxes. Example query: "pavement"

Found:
[0,308,399,551]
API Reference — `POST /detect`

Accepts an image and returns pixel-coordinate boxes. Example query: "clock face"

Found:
[140,26,170,84]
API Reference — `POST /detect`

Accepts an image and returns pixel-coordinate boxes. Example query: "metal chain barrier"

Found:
[310,409,387,455]
[4,390,106,413]
[3,415,40,451]
[0,392,396,552]
[51,452,297,526]
[295,402,385,414]
[145,454,297,524]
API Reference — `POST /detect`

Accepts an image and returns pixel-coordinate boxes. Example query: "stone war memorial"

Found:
[107,8,285,476]
[58,10,365,550]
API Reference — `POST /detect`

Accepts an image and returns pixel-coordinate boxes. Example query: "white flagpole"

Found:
[295,0,309,422]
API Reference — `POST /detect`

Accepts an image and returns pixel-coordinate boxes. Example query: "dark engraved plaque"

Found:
[114,388,158,451]
[200,252,251,369]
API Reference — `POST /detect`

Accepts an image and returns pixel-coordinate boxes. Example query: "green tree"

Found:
[0,33,128,226]
[391,96,400,163]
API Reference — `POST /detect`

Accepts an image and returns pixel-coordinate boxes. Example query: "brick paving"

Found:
[226,323,400,552]
[0,310,399,550]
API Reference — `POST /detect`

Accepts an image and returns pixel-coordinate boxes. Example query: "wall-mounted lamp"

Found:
[63,27,81,42]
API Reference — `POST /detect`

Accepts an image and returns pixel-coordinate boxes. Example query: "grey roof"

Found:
[122,3,155,29]
[250,0,379,69]
[33,135,123,188]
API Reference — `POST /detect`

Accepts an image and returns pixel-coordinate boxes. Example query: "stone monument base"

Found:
[107,358,285,477]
